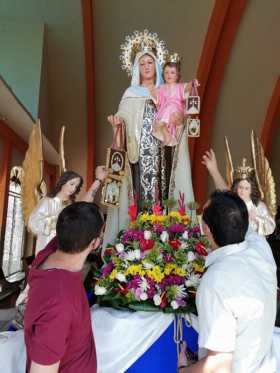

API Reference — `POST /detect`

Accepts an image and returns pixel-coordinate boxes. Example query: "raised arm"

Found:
[202,149,229,191]
[82,166,109,203]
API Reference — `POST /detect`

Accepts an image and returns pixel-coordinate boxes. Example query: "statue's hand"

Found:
[107,115,122,127]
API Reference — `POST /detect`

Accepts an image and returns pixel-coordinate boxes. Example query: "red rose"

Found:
[169,239,181,250]
[104,248,114,256]
[195,242,208,256]
[140,239,155,251]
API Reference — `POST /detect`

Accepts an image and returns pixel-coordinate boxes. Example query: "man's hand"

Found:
[178,341,188,369]
[202,149,218,174]
[95,166,108,182]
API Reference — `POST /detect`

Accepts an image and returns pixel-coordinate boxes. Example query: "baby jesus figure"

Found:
[152,59,198,147]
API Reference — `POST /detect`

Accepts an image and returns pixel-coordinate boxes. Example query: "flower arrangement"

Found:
[94,195,209,313]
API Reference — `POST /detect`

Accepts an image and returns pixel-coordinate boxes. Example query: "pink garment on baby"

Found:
[155,83,185,125]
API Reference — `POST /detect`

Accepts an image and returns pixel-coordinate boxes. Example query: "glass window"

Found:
[2,167,25,277]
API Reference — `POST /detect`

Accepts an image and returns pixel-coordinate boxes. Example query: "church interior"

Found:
[0,0,280,371]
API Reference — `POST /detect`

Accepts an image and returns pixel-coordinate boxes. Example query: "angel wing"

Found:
[59,125,66,175]
[224,136,234,187]
[251,130,277,217]
[22,120,47,226]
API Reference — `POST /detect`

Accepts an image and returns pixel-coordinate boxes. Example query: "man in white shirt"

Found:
[179,190,277,373]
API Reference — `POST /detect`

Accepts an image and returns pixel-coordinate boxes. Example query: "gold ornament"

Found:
[165,52,181,64]
[234,158,254,180]
[120,29,169,76]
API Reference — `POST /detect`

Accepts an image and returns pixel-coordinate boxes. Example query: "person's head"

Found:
[163,62,181,83]
[231,175,261,205]
[139,53,156,83]
[49,171,83,202]
[56,202,104,254]
[202,190,249,248]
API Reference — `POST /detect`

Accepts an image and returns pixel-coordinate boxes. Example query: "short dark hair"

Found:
[203,190,249,247]
[56,202,104,253]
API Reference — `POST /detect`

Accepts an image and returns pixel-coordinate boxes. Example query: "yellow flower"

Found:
[164,263,176,275]
[169,211,181,219]
[147,265,165,283]
[139,213,151,223]
[180,215,190,225]
[164,263,187,277]
[174,267,187,276]
[151,215,167,224]
[125,264,145,277]
[109,269,118,280]
[193,263,204,273]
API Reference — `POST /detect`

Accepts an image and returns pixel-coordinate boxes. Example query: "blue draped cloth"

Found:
[126,319,198,373]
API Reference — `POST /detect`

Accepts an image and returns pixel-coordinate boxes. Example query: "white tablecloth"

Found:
[0,307,279,373]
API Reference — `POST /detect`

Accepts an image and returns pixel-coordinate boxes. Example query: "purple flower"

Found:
[189,226,201,237]
[101,262,114,277]
[163,254,173,263]
[160,275,185,289]
[176,298,187,306]
[127,275,141,289]
[122,229,144,243]
[168,224,185,234]
[153,224,165,234]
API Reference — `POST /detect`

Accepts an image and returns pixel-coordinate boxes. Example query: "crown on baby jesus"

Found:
[165,52,181,64]
[234,158,255,180]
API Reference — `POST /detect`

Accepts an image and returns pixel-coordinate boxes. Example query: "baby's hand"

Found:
[107,115,122,127]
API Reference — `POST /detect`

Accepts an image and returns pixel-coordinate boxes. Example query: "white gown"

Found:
[246,200,276,236]
[28,196,67,255]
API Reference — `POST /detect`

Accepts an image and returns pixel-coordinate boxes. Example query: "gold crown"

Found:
[165,52,181,64]
[120,29,168,76]
[234,158,254,180]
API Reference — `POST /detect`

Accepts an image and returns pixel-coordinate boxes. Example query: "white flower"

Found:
[153,294,161,306]
[185,273,200,288]
[143,261,154,269]
[182,231,189,240]
[140,292,148,301]
[160,231,169,242]
[144,230,152,240]
[140,277,149,291]
[94,285,107,296]
[125,249,141,261]
[173,285,187,298]
[180,243,188,249]
[116,272,126,282]
[187,251,196,262]
[125,250,136,261]
[134,249,141,260]
[115,243,124,253]
[171,300,179,310]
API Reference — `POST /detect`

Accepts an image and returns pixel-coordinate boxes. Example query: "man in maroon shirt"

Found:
[24,202,104,373]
